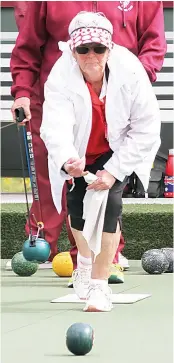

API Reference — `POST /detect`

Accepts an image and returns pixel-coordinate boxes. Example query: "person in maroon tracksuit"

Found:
[10,1,166,272]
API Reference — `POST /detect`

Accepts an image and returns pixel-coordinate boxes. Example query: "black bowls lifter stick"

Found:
[15,107,45,240]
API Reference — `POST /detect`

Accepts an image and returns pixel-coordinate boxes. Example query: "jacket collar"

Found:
[58,42,131,99]
[107,45,133,92]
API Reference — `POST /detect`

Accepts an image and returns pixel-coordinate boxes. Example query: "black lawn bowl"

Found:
[161,248,174,273]
[141,249,169,274]
[66,323,94,356]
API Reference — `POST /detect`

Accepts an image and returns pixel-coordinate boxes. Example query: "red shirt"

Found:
[86,82,110,165]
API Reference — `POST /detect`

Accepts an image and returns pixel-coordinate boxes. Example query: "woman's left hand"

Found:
[86,170,116,191]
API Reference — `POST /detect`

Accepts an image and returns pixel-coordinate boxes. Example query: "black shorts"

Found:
[66,150,128,233]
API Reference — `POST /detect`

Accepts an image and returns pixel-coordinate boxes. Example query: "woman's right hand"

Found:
[11,97,31,125]
[64,156,88,178]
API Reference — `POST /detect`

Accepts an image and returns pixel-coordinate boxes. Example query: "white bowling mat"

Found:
[51,293,151,304]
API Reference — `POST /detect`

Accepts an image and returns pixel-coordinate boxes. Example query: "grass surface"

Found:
[1,203,173,213]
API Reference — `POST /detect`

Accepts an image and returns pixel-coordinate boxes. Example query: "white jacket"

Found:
[41,42,161,214]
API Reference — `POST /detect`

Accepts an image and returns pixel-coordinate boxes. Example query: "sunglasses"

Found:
[75,45,107,54]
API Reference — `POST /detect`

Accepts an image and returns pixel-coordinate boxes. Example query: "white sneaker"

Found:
[84,283,113,312]
[118,253,129,270]
[5,260,12,270]
[72,265,91,300]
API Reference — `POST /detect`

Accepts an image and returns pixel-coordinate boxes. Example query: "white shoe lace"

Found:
[72,268,91,288]
[87,284,112,303]
[72,267,92,299]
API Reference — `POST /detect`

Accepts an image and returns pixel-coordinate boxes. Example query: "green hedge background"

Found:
[1,203,173,259]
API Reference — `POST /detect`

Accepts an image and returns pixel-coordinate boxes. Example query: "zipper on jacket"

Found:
[92,1,97,12]
[122,10,127,28]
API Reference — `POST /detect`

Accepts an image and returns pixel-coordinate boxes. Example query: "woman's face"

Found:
[73,43,110,82]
